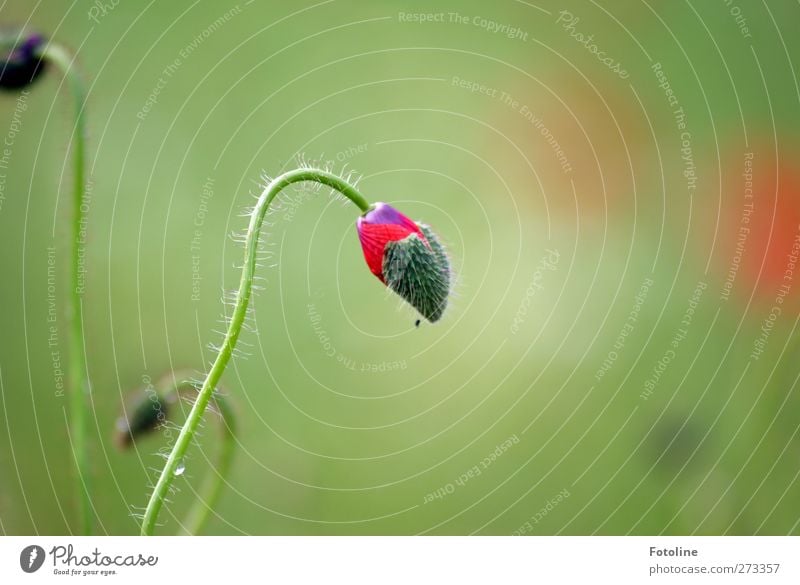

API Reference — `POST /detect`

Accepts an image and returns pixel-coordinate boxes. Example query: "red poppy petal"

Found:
[358,223,418,280]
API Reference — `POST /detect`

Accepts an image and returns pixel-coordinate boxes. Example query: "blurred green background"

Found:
[1,0,799,535]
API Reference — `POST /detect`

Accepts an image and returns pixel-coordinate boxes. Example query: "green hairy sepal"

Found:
[383,224,450,322]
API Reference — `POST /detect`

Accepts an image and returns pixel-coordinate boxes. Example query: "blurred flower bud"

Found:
[113,385,172,450]
[0,30,46,91]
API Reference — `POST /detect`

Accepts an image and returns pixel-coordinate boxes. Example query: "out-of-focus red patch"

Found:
[494,73,648,219]
[718,148,800,304]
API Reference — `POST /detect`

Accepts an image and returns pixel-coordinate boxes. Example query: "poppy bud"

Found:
[0,31,46,91]
[113,387,172,449]
[356,203,450,322]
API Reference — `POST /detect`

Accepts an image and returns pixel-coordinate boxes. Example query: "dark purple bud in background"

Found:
[0,30,46,91]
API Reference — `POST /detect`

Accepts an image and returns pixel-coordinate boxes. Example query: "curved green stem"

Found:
[140,169,370,535]
[163,374,237,536]
[38,43,92,536]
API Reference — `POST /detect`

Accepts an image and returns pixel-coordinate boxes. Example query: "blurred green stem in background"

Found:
[140,169,371,536]
[179,388,236,536]
[116,371,237,535]
[166,373,237,536]
[36,42,93,536]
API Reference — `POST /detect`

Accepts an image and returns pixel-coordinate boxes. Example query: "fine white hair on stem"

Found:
[141,168,372,535]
